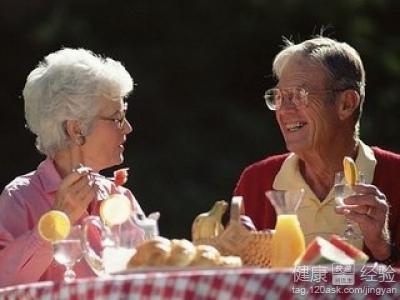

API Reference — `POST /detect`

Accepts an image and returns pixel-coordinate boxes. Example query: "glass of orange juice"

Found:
[265,189,306,268]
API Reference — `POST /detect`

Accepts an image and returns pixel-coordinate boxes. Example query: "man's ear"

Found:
[337,90,360,121]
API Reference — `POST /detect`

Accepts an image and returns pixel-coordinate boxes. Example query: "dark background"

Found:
[1,0,399,239]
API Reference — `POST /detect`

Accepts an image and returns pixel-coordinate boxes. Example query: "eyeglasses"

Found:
[264,87,343,111]
[98,102,128,129]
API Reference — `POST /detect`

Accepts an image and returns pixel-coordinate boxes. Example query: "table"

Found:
[0,265,399,299]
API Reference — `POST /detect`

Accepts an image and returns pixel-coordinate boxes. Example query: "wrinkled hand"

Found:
[53,168,97,224]
[336,184,390,259]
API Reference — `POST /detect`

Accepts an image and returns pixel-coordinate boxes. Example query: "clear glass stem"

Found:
[342,217,363,240]
[64,264,76,283]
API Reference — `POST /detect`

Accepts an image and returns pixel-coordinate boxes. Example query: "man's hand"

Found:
[336,184,391,260]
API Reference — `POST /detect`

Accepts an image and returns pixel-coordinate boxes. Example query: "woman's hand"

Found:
[52,168,97,224]
[336,184,391,260]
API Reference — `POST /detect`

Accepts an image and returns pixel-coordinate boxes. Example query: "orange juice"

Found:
[271,214,305,267]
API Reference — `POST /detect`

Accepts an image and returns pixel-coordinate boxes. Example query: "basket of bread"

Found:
[124,196,272,271]
[191,196,273,268]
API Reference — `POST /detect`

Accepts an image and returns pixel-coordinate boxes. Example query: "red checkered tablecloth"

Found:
[0,266,399,299]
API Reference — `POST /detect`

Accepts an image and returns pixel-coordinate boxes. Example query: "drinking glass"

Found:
[334,171,365,240]
[53,225,83,283]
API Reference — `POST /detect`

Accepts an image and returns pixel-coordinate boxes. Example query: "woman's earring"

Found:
[75,134,86,146]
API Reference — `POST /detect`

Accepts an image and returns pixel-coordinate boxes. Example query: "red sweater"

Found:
[234,147,400,262]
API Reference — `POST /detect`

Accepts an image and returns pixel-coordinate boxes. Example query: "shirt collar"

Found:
[273,140,377,193]
[355,140,376,184]
[37,158,63,194]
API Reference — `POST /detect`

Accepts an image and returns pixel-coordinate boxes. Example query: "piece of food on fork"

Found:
[74,164,130,200]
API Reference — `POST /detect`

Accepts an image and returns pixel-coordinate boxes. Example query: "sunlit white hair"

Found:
[23,48,133,158]
[272,36,365,137]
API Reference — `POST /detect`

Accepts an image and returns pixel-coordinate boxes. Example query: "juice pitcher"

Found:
[81,212,159,275]
[265,189,305,268]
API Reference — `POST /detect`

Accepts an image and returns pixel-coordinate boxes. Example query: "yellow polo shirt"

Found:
[272,140,376,250]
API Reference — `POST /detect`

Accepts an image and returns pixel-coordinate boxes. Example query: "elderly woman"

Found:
[234,36,400,266]
[0,48,144,286]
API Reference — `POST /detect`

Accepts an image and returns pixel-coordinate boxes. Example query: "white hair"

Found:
[23,48,133,157]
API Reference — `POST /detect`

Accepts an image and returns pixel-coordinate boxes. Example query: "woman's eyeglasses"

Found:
[98,114,127,129]
[98,103,128,129]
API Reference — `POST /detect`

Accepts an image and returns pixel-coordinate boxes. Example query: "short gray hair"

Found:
[23,48,133,157]
[272,36,365,136]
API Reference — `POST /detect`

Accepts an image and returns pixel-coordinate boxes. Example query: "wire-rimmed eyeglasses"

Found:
[98,102,128,129]
[264,87,344,111]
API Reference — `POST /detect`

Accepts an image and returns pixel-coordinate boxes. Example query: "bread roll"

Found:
[165,239,196,267]
[218,255,242,267]
[189,244,221,267]
[128,236,171,268]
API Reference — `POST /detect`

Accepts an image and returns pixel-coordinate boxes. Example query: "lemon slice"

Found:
[343,156,358,185]
[38,210,71,242]
[100,194,132,226]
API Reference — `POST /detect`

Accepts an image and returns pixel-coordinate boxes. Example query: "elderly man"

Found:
[234,36,400,266]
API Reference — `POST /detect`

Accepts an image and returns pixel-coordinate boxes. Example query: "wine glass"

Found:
[334,171,365,240]
[53,225,83,283]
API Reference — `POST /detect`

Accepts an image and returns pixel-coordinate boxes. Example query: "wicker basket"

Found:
[193,196,274,267]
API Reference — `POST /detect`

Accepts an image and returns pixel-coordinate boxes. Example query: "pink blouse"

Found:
[0,159,144,287]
